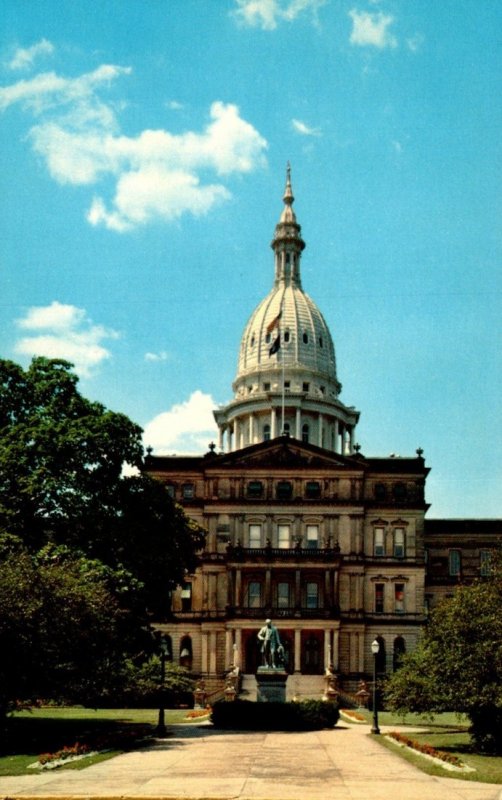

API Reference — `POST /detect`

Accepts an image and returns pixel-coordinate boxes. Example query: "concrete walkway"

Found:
[0,722,501,800]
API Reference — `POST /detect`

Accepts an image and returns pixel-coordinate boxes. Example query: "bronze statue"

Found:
[257,619,284,669]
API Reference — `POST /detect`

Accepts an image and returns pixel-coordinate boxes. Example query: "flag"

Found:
[266,310,282,334]
[269,334,280,356]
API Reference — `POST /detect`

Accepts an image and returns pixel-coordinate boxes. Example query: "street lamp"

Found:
[156,634,170,737]
[370,638,380,735]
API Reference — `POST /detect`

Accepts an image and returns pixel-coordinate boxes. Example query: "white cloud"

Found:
[0,61,267,231]
[233,0,325,30]
[391,139,402,154]
[145,351,169,362]
[349,9,397,49]
[292,118,321,136]
[406,34,424,53]
[166,99,184,111]
[15,301,119,377]
[8,39,54,71]
[143,391,219,454]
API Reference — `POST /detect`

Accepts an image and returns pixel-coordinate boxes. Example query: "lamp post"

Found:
[370,638,380,735]
[156,635,169,737]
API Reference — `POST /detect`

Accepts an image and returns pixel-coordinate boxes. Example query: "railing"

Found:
[226,546,341,562]
[228,606,340,620]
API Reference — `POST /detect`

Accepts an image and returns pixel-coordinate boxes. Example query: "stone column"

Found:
[249,414,255,445]
[209,632,217,674]
[333,418,339,453]
[295,569,301,608]
[225,629,233,668]
[271,407,277,438]
[318,413,324,447]
[324,629,331,670]
[333,629,339,671]
[201,631,209,674]
[235,628,242,670]
[294,629,301,673]
[358,631,365,672]
[235,569,242,607]
[295,407,301,439]
[265,568,272,606]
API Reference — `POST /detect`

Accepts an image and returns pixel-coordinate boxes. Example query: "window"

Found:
[319,336,323,348]
[302,423,309,443]
[284,331,290,343]
[480,550,491,577]
[374,483,386,501]
[393,636,406,671]
[265,332,271,343]
[179,635,193,668]
[263,382,270,391]
[264,424,271,441]
[393,482,407,501]
[247,581,262,607]
[277,524,290,549]
[247,481,263,498]
[306,524,319,549]
[277,582,290,608]
[306,582,319,608]
[306,481,321,499]
[250,335,255,347]
[374,527,385,556]
[249,524,262,547]
[375,583,384,613]
[284,381,290,390]
[182,483,194,499]
[303,382,310,392]
[393,528,405,558]
[303,332,308,343]
[394,583,405,613]
[449,549,461,577]
[276,481,293,500]
[165,483,175,498]
[181,582,192,612]
[282,422,291,436]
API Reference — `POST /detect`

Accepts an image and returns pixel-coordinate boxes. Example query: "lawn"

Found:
[0,707,197,776]
[342,708,502,784]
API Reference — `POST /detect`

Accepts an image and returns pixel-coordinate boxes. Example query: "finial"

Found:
[283,161,294,206]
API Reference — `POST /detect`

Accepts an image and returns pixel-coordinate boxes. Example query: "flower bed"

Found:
[387,731,471,770]
[340,709,366,723]
[31,726,149,770]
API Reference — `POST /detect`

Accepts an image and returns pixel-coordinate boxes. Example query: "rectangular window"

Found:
[374,527,385,556]
[306,582,319,608]
[306,524,319,549]
[247,581,262,608]
[247,480,263,498]
[375,583,384,613]
[181,583,192,612]
[480,550,491,577]
[165,484,175,498]
[395,583,405,613]
[305,481,321,499]
[182,483,194,499]
[393,528,405,558]
[249,524,262,548]
[449,549,461,577]
[276,481,293,499]
[277,582,290,608]
[303,382,310,392]
[277,524,290,549]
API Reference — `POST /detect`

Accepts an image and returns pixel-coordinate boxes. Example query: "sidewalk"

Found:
[0,721,500,800]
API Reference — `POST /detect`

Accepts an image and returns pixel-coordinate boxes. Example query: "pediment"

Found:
[208,436,364,471]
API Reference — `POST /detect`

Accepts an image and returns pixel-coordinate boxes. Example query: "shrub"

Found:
[211,699,339,731]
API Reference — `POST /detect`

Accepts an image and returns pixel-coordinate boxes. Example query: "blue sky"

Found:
[1,0,501,517]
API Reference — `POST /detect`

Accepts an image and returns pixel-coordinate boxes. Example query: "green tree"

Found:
[385,557,502,753]
[0,357,205,616]
[0,538,140,716]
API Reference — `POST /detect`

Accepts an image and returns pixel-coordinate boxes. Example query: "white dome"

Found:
[236,284,339,389]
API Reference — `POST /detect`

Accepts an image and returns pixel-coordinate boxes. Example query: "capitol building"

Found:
[144,169,499,699]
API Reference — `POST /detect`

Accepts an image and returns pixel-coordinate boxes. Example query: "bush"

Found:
[211,699,339,731]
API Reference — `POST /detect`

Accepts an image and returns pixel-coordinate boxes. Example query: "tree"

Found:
[0,537,141,716]
[0,357,205,616]
[384,556,502,753]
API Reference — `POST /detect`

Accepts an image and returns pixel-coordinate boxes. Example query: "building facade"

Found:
[144,169,500,699]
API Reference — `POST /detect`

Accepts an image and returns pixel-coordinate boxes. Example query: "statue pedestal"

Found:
[256,667,288,703]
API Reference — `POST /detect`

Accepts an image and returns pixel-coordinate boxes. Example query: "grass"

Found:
[342,708,502,784]
[0,707,193,776]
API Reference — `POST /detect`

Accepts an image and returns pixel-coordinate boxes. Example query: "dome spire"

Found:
[272,162,305,287]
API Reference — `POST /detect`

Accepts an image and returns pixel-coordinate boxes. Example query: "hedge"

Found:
[211,699,339,731]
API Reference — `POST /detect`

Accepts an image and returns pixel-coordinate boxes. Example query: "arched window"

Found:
[264,424,271,441]
[284,330,290,343]
[303,332,309,344]
[179,635,193,668]
[393,636,406,671]
[302,423,309,443]
[283,422,290,436]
